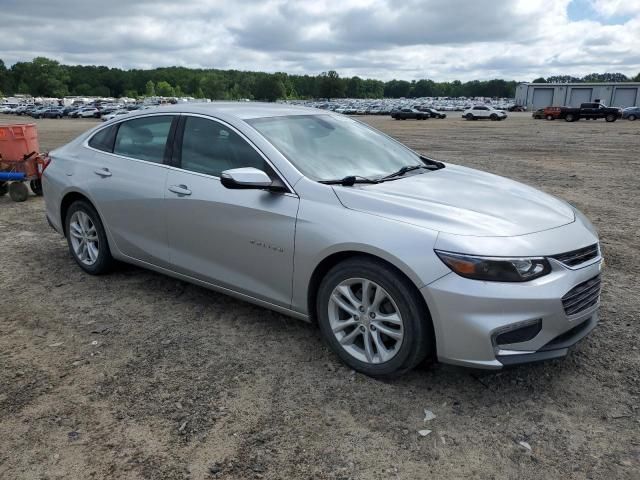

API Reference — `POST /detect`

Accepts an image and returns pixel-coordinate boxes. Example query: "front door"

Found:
[164,115,299,307]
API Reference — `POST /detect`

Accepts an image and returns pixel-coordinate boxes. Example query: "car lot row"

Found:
[290,97,520,115]
[0,103,155,121]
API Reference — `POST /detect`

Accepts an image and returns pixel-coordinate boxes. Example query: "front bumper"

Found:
[421,256,602,369]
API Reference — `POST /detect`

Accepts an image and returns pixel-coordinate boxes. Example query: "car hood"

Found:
[332,164,575,237]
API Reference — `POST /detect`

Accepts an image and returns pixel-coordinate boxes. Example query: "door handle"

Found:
[168,184,192,196]
[94,168,112,177]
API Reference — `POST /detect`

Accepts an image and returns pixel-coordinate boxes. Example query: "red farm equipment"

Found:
[0,123,49,202]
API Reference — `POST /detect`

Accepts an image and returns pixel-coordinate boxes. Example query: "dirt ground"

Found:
[0,112,638,480]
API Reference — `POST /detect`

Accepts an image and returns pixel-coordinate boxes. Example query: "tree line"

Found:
[1,57,639,101]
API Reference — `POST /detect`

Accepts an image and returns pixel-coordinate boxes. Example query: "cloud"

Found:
[589,0,640,17]
[0,0,638,81]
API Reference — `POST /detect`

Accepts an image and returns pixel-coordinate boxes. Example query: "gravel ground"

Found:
[0,112,638,479]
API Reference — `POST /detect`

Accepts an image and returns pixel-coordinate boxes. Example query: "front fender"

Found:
[290,196,450,314]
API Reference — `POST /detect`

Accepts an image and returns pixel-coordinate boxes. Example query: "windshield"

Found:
[247,114,422,181]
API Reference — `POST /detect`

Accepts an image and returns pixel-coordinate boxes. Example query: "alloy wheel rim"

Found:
[69,211,99,266]
[328,278,404,364]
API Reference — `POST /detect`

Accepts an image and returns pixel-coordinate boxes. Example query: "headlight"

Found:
[435,250,551,282]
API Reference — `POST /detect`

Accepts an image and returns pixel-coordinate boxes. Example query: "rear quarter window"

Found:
[113,115,174,164]
[88,125,117,153]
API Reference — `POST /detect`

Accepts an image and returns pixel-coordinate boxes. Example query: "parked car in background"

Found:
[43,103,602,378]
[532,108,546,119]
[63,106,81,117]
[41,108,65,119]
[543,107,563,120]
[423,108,446,119]
[622,106,640,121]
[555,103,622,122]
[101,109,129,122]
[391,108,429,120]
[508,105,526,112]
[30,106,49,118]
[463,105,507,121]
[15,105,33,115]
[75,107,99,118]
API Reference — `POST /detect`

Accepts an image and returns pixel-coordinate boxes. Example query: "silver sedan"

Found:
[43,103,602,378]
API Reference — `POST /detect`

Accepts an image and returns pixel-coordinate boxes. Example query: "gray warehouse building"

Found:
[515,82,640,110]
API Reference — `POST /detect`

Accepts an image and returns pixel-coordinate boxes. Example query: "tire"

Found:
[30,179,43,196]
[64,200,114,275]
[490,114,498,121]
[628,115,636,121]
[546,115,554,121]
[605,114,616,122]
[316,257,434,378]
[565,113,575,122]
[8,182,29,202]
[0,181,7,196]
[465,113,473,120]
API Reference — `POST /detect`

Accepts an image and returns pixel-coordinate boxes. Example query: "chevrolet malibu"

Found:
[43,103,602,378]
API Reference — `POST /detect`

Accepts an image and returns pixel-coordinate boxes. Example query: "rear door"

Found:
[164,115,299,307]
[82,114,177,267]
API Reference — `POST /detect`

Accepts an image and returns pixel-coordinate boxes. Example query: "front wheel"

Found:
[565,113,575,122]
[628,115,636,121]
[605,114,616,122]
[317,258,433,378]
[65,201,114,274]
[465,113,473,120]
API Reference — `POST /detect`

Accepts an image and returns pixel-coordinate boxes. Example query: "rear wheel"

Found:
[8,182,29,202]
[605,114,616,122]
[317,257,433,378]
[546,115,554,120]
[565,113,575,122]
[30,179,43,196]
[628,114,636,121]
[65,201,114,274]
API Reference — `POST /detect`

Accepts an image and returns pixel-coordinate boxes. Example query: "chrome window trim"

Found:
[83,112,298,197]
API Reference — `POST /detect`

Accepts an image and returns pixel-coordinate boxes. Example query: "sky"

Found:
[1,0,639,81]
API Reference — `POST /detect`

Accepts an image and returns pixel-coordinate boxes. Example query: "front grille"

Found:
[562,275,601,316]
[551,244,599,267]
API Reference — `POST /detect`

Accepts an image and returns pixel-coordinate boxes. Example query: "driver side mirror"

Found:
[220,167,275,190]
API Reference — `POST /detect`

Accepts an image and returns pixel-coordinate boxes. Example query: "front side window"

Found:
[248,114,422,181]
[179,116,266,177]
[113,115,173,163]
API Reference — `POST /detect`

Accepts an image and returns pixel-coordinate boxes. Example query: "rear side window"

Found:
[88,125,117,152]
[113,115,173,164]
[179,116,266,177]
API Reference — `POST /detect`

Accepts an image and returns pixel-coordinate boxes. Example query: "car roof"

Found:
[130,102,324,120]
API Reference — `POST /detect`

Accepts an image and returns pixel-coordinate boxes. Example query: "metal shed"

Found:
[516,82,640,110]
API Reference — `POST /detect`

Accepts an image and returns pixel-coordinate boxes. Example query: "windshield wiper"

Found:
[318,176,380,186]
[378,164,429,181]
